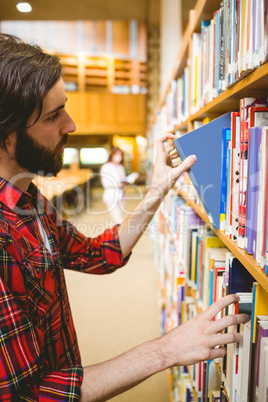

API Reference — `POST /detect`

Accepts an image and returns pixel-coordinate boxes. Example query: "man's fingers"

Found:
[212,313,250,334]
[208,346,227,360]
[170,150,179,159]
[159,133,177,143]
[172,154,197,176]
[157,134,177,157]
[204,294,240,320]
[211,331,242,348]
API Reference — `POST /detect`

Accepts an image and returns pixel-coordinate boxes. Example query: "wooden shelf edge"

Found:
[177,190,268,294]
[190,62,268,121]
[167,62,268,134]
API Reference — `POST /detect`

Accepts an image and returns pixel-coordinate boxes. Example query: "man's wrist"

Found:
[146,184,167,202]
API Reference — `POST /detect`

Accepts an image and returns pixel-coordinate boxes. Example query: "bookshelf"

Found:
[177,189,268,294]
[59,53,147,92]
[149,0,268,399]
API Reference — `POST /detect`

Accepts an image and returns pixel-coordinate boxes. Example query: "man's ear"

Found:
[4,131,17,154]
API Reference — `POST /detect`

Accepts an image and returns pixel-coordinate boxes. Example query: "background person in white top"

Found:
[101,147,126,224]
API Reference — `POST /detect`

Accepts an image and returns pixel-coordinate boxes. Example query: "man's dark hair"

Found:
[0,33,62,148]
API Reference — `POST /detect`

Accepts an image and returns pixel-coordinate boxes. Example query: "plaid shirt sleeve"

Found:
[0,272,83,401]
[57,221,131,274]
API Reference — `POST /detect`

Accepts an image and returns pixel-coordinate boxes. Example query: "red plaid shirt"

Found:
[0,178,130,401]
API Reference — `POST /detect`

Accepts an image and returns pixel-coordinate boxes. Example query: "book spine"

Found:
[225,133,232,236]
[221,128,229,231]
[244,127,261,254]
[219,2,224,93]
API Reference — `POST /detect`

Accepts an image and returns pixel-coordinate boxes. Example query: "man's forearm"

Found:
[80,337,167,402]
[118,187,164,258]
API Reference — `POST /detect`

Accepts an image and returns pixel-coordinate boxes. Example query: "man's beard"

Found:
[15,129,69,177]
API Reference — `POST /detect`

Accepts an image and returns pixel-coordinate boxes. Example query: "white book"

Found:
[257,338,268,402]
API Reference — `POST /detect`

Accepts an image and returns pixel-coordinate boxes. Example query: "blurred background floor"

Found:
[64,186,170,402]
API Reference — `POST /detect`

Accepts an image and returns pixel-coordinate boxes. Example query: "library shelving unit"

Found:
[148,0,268,400]
[59,53,147,92]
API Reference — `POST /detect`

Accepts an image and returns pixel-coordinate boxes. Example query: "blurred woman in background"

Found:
[100,147,126,224]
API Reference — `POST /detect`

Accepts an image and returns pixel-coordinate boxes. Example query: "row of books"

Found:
[151,0,268,134]
[191,0,268,114]
[179,277,268,402]
[154,194,268,401]
[173,97,268,275]
[219,98,268,274]
[152,209,194,401]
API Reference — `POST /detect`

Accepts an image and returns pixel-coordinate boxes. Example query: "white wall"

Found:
[160,0,182,96]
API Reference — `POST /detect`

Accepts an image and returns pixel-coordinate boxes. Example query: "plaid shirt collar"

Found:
[0,177,44,213]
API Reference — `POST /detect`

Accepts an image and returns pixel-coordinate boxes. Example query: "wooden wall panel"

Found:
[112,22,130,55]
[138,22,147,60]
[66,92,146,134]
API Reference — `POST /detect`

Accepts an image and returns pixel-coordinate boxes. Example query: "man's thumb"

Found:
[179,154,197,173]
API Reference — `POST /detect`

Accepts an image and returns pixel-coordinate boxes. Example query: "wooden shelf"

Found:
[170,62,268,133]
[59,53,147,92]
[189,63,268,121]
[177,190,268,294]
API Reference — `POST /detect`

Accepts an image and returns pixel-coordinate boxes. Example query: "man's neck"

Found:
[0,158,33,192]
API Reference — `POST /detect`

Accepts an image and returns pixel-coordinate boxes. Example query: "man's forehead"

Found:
[42,78,66,112]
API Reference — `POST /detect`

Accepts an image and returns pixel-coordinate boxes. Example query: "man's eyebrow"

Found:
[44,97,68,117]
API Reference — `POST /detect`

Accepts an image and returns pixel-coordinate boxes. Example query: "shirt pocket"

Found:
[22,245,57,323]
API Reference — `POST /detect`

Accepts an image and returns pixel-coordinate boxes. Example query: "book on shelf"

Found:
[236,321,251,401]
[230,111,240,241]
[257,337,268,402]
[174,112,232,230]
[227,256,255,295]
[254,317,268,401]
[208,249,227,307]
[255,126,268,269]
[225,294,253,401]
[244,126,262,254]
[238,97,256,249]
[220,127,231,232]
[251,282,268,343]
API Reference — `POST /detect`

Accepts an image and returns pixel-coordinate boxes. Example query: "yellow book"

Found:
[203,117,214,125]
[251,282,268,343]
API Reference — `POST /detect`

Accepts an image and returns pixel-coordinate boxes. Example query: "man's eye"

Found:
[48,112,59,121]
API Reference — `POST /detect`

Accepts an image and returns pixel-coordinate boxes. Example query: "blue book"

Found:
[225,134,232,235]
[220,128,231,231]
[209,268,214,306]
[228,257,254,294]
[174,113,232,229]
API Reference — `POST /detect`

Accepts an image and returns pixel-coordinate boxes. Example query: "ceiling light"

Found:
[16,2,32,12]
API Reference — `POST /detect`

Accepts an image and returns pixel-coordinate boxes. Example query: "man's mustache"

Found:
[59,133,69,147]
